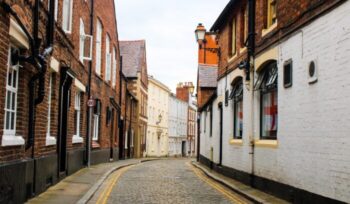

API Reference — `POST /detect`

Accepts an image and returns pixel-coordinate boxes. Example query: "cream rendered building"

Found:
[146,76,171,157]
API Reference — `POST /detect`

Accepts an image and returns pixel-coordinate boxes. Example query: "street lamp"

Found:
[195,23,206,43]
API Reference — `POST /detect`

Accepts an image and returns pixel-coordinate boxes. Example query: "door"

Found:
[58,68,73,177]
[181,141,186,157]
[110,109,115,161]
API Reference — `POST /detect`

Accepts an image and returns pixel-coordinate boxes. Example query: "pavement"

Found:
[27,158,157,204]
[192,161,289,204]
[27,158,289,204]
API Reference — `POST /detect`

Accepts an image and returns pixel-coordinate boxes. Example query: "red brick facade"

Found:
[0,0,129,202]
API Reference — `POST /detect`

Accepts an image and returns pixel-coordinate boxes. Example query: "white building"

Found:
[198,1,350,203]
[168,94,188,156]
[146,76,171,157]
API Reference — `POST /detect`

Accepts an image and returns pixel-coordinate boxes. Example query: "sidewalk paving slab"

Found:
[27,158,157,204]
[192,161,290,204]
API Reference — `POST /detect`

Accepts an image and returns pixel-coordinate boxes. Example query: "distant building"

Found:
[146,76,171,157]
[176,82,197,157]
[168,94,188,157]
[120,40,148,158]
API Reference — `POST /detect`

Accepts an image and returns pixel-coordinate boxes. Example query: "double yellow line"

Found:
[187,162,247,204]
[95,164,138,204]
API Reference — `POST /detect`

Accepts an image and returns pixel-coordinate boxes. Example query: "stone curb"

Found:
[77,159,157,204]
[191,161,264,204]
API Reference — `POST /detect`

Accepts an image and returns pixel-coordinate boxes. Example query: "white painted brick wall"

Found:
[199,2,350,202]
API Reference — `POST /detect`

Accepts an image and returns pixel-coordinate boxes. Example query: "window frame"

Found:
[230,18,237,56]
[258,62,278,140]
[105,34,111,81]
[95,19,102,75]
[46,73,57,146]
[267,0,277,28]
[232,79,243,139]
[62,0,73,33]
[112,47,117,87]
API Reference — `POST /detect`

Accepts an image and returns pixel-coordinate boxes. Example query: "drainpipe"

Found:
[247,0,256,187]
[86,0,94,166]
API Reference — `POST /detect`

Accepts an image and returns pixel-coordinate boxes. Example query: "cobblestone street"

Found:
[88,159,251,204]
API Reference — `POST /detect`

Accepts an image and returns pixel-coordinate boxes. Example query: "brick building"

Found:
[197,0,350,203]
[120,40,148,158]
[0,0,127,202]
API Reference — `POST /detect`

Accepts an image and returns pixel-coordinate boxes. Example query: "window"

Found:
[267,0,277,28]
[3,47,20,139]
[95,19,102,75]
[125,131,128,149]
[283,59,293,88]
[112,47,117,87]
[62,0,73,33]
[230,18,236,56]
[73,92,83,143]
[105,35,111,81]
[93,100,101,141]
[242,4,248,47]
[256,62,278,139]
[46,73,57,145]
[79,19,85,62]
[230,78,243,139]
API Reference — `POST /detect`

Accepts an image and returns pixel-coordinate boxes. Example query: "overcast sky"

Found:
[115,0,229,92]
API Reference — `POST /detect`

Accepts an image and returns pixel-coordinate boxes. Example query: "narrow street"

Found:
[88,159,251,204]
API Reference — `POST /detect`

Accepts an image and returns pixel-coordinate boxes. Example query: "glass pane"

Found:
[261,91,278,139]
[8,70,12,86]
[13,69,17,88]
[10,112,15,130]
[5,111,10,130]
[12,92,16,110]
[6,90,11,109]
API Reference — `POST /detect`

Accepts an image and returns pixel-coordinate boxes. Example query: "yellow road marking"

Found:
[96,164,138,204]
[187,162,247,204]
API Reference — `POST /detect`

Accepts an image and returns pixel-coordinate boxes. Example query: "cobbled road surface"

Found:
[94,159,250,204]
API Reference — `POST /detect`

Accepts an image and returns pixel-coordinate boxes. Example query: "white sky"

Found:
[115,0,229,92]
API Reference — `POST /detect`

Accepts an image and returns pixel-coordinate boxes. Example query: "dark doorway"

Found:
[118,119,124,159]
[57,68,74,177]
[110,109,115,161]
[218,102,223,166]
[181,141,186,157]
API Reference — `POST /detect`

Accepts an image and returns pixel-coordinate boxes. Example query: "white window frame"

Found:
[92,114,99,141]
[2,46,24,146]
[73,92,83,143]
[62,0,73,33]
[79,19,93,62]
[105,35,111,81]
[95,19,102,75]
[112,47,117,87]
[125,131,128,149]
[46,73,57,146]
[47,0,58,21]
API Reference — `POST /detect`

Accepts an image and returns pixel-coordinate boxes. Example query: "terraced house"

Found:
[0,0,127,202]
[196,0,350,203]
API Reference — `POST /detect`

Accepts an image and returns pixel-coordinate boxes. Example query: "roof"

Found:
[119,40,146,78]
[210,0,237,32]
[198,64,218,88]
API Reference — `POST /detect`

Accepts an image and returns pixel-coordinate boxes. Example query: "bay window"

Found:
[256,62,278,139]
